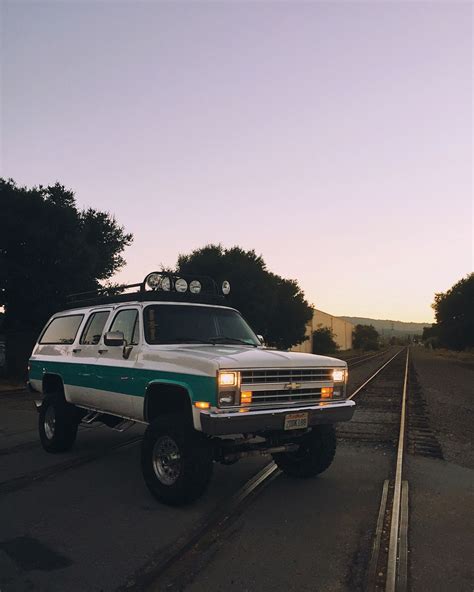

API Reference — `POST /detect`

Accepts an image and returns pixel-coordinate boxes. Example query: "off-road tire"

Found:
[141,414,213,506]
[272,424,337,478]
[39,394,80,453]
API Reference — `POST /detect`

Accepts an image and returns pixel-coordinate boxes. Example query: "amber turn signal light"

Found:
[240,391,253,405]
[321,387,333,399]
[194,401,210,410]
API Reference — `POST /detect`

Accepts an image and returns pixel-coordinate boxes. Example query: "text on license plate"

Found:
[284,412,309,430]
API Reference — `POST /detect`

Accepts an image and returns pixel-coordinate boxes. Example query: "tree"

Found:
[176,244,313,350]
[422,325,439,349]
[353,324,380,351]
[312,327,338,355]
[432,273,474,350]
[0,179,133,375]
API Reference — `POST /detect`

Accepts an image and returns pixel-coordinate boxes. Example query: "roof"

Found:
[58,300,236,315]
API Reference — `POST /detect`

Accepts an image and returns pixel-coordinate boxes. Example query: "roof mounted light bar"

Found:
[143,271,230,297]
[64,272,231,309]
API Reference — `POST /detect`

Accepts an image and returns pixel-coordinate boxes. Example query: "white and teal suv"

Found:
[29,272,355,505]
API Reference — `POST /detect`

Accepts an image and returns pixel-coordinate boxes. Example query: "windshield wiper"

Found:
[209,337,257,347]
[165,338,214,344]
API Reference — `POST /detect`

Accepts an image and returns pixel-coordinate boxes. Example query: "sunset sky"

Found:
[2,1,472,322]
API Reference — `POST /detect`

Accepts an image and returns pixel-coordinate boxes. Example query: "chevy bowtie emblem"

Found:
[285,382,301,391]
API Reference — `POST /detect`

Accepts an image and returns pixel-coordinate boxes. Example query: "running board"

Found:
[111,420,135,432]
[81,411,101,424]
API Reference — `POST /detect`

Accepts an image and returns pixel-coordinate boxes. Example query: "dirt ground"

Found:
[410,347,474,469]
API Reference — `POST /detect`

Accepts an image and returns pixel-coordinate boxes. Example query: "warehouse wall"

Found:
[291,309,354,353]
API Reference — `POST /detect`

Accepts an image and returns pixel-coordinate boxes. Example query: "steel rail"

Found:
[141,348,409,590]
[385,347,410,592]
[367,479,390,588]
[348,349,390,368]
[340,347,388,363]
[123,462,280,591]
[0,435,142,496]
[348,348,404,399]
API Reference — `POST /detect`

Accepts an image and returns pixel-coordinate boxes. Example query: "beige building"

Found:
[291,309,354,353]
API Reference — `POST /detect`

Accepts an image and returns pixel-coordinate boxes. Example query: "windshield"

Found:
[144,305,260,346]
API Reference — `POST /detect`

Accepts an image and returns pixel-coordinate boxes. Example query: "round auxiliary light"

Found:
[222,280,231,295]
[175,278,188,293]
[160,276,172,291]
[145,272,161,290]
[189,280,202,294]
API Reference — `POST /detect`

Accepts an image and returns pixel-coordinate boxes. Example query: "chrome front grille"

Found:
[240,367,337,408]
[251,388,325,405]
[241,368,333,384]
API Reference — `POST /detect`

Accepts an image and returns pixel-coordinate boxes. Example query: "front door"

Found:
[94,307,142,418]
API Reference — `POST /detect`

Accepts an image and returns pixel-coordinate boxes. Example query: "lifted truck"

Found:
[29,272,354,505]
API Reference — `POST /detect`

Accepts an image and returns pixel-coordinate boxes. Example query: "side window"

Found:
[80,311,110,345]
[39,315,84,345]
[109,309,139,345]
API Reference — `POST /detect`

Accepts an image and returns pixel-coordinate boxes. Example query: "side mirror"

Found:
[104,331,125,347]
[257,334,265,346]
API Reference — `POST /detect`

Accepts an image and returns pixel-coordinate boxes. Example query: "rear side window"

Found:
[80,311,110,345]
[40,315,84,345]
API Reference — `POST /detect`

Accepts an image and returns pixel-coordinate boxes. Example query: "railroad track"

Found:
[120,347,420,591]
[340,348,389,367]
[0,348,394,494]
[1,346,424,591]
[0,434,143,496]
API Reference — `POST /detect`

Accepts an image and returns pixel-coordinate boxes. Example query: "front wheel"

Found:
[141,415,213,506]
[39,394,79,453]
[272,424,337,478]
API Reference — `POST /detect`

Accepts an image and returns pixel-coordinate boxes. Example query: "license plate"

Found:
[284,412,309,431]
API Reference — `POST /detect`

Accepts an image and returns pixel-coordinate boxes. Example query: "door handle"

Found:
[72,348,82,353]
[98,348,108,354]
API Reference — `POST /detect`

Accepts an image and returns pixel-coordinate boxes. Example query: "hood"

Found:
[145,344,346,371]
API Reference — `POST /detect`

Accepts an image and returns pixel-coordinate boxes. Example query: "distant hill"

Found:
[341,316,431,337]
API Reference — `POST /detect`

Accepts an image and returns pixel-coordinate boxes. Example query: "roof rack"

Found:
[62,272,231,310]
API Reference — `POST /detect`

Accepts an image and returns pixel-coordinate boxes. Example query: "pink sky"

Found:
[2,1,472,322]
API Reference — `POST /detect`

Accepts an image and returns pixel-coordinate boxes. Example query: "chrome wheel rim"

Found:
[152,436,181,485]
[44,405,56,440]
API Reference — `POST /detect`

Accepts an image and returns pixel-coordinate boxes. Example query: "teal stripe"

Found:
[29,359,217,404]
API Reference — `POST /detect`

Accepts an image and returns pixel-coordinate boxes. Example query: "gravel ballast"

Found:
[411,347,474,469]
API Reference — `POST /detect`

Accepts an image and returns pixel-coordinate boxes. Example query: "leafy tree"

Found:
[0,179,133,375]
[353,324,380,351]
[312,327,339,355]
[421,325,439,349]
[432,273,474,350]
[177,244,313,350]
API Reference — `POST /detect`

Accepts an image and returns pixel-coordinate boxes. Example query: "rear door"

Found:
[68,309,112,407]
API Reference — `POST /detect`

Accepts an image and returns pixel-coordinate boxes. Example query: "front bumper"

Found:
[200,400,355,436]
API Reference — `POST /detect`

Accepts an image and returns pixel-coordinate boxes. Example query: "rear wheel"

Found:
[141,415,213,506]
[39,394,79,453]
[272,424,337,478]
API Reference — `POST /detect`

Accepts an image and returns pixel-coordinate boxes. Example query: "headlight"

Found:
[145,272,161,290]
[218,392,237,406]
[160,276,171,291]
[175,278,188,293]
[218,371,239,387]
[332,369,345,383]
[217,370,241,407]
[189,280,202,294]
